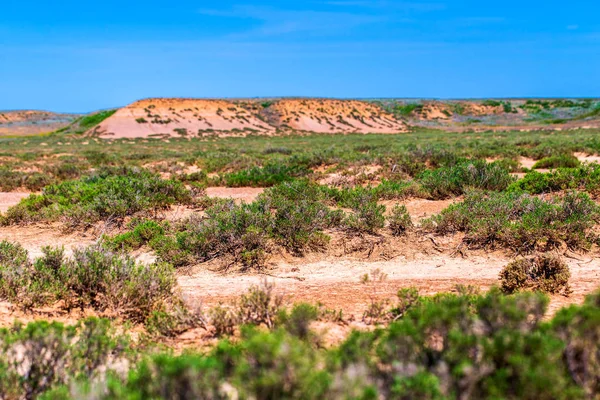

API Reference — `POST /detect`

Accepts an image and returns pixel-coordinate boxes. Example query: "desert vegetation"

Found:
[2,121,600,398]
[0,283,598,399]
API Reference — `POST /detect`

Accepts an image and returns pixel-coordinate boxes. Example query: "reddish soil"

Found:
[205,187,264,203]
[269,99,407,133]
[0,193,29,213]
[94,98,408,138]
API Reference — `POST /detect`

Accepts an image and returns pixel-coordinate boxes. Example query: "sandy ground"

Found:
[575,152,600,164]
[177,246,600,317]
[0,225,96,259]
[0,193,30,213]
[205,187,264,203]
[270,99,407,133]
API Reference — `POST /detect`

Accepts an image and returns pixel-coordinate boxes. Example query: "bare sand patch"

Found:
[205,187,264,203]
[0,192,30,213]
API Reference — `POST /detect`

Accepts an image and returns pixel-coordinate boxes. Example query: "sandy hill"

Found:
[93,98,408,138]
[266,99,407,133]
[0,110,77,136]
[94,99,275,138]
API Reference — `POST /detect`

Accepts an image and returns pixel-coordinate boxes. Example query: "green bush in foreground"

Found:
[20,288,600,399]
[2,167,190,226]
[427,190,600,251]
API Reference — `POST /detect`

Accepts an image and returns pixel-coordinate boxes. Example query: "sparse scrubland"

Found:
[2,126,600,398]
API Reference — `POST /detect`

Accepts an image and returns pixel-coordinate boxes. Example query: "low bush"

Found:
[223,162,310,187]
[387,204,413,236]
[0,243,177,322]
[508,164,600,194]
[277,303,319,340]
[0,168,53,191]
[174,201,272,270]
[100,288,600,399]
[261,180,337,254]
[0,318,128,400]
[320,180,420,206]
[419,159,515,199]
[342,190,386,234]
[500,254,571,295]
[426,190,600,251]
[103,219,166,252]
[3,167,191,226]
[533,154,580,169]
[238,280,285,329]
[7,287,600,398]
[160,181,346,269]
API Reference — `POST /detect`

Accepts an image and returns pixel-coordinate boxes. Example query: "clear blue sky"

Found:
[1,1,598,112]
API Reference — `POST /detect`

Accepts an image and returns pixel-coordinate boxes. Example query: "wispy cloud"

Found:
[323,1,446,12]
[198,5,386,37]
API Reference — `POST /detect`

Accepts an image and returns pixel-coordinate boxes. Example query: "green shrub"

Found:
[500,254,571,295]
[3,167,190,226]
[11,287,600,398]
[0,243,176,322]
[224,163,309,187]
[261,180,335,254]
[169,181,347,268]
[533,154,580,169]
[277,303,319,340]
[104,220,165,251]
[419,159,515,199]
[427,190,600,251]
[343,191,386,234]
[508,164,600,194]
[387,204,413,236]
[0,318,127,400]
[175,201,272,270]
[238,280,284,329]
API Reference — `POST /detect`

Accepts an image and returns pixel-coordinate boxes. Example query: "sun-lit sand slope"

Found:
[267,99,407,133]
[94,98,408,138]
[94,99,275,138]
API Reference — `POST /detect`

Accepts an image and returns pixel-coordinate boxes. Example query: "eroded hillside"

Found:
[93,98,408,138]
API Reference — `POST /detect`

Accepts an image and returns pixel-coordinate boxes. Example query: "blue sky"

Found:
[1,0,599,112]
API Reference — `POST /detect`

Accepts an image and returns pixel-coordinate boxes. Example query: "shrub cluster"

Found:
[163,181,343,269]
[500,254,571,295]
[19,288,600,399]
[0,241,176,322]
[419,159,515,199]
[508,164,600,194]
[533,154,580,169]
[0,318,128,400]
[123,180,396,270]
[2,167,191,226]
[427,190,600,251]
[223,162,310,187]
